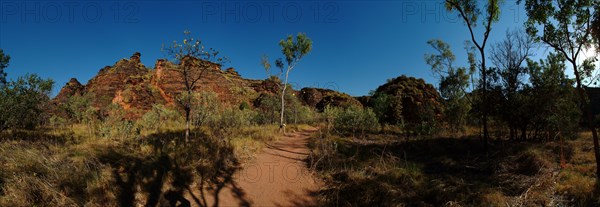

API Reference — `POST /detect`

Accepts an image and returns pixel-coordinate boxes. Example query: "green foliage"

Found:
[139,104,180,132]
[163,30,228,141]
[82,106,100,136]
[424,39,456,76]
[425,39,472,134]
[253,93,280,125]
[0,74,54,131]
[445,0,502,27]
[279,33,313,66]
[326,105,379,136]
[191,91,220,127]
[522,0,598,82]
[263,32,313,128]
[216,107,257,130]
[292,105,318,125]
[252,91,314,125]
[370,92,403,126]
[48,115,67,129]
[96,104,136,140]
[444,95,471,134]
[527,53,581,139]
[371,75,443,136]
[65,93,94,123]
[0,49,9,85]
[446,0,503,144]
[488,30,535,139]
[239,101,250,110]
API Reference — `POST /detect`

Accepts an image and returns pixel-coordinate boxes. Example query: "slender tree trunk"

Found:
[185,105,190,143]
[480,48,489,152]
[571,61,600,178]
[509,125,515,140]
[185,90,191,143]
[521,124,527,141]
[280,68,290,134]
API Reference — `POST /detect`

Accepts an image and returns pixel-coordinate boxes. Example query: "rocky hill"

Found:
[50,52,358,119]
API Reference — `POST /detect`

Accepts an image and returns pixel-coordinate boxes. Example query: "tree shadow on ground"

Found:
[0,128,73,144]
[95,129,250,207]
[315,137,558,206]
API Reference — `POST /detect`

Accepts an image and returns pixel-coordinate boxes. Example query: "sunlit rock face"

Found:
[299,87,362,111]
[51,53,290,119]
[51,52,371,120]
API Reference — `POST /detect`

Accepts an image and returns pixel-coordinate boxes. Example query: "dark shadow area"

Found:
[94,129,250,207]
[312,136,560,206]
[262,150,306,162]
[265,143,310,156]
[0,128,73,144]
[274,189,320,207]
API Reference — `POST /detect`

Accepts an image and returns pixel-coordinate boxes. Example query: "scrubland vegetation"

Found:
[0,89,314,206]
[1,0,600,206]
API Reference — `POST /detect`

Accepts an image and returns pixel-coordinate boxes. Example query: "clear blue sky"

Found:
[0,0,532,97]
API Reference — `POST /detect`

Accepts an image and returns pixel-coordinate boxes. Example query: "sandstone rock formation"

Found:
[53,52,345,120]
[299,87,362,111]
[52,52,364,120]
[53,78,85,104]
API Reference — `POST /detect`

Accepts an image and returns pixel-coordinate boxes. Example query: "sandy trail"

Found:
[188,128,321,207]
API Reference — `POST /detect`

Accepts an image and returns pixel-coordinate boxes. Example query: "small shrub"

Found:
[97,104,135,140]
[239,101,250,110]
[48,115,67,129]
[253,93,280,125]
[138,104,180,132]
[216,107,257,130]
[331,105,379,136]
[192,91,220,127]
[290,105,317,125]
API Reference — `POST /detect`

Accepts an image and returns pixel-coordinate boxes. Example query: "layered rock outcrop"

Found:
[299,87,362,111]
[52,52,331,120]
[52,52,366,120]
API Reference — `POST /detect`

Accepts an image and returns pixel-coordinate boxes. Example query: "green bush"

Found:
[216,107,257,130]
[64,93,94,124]
[239,101,250,110]
[96,104,135,140]
[139,104,180,132]
[326,105,379,136]
[192,91,220,127]
[293,105,318,125]
[48,115,67,129]
[253,93,281,125]
[0,74,54,131]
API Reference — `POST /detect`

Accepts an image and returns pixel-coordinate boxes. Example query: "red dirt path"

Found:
[188,128,322,207]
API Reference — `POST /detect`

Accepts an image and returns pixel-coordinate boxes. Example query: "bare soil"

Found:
[188,127,321,207]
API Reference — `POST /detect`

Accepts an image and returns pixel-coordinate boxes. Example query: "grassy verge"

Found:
[308,130,600,206]
[0,123,288,206]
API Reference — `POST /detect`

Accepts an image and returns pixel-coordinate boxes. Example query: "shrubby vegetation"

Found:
[253,83,318,126]
[323,105,379,137]
[365,76,443,137]
[139,104,181,133]
[2,4,600,204]
[0,74,54,132]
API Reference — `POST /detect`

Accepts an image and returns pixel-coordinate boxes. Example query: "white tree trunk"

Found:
[280,68,291,133]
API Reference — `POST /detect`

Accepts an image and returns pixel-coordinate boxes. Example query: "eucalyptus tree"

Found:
[0,49,9,86]
[444,0,503,151]
[425,39,473,134]
[163,30,227,142]
[489,30,535,140]
[521,0,600,178]
[262,33,312,133]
